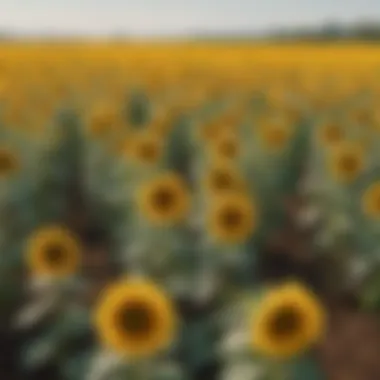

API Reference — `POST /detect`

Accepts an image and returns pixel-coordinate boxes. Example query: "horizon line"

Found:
[1,18,379,40]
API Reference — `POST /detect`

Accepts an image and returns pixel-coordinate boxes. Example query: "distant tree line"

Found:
[1,21,380,42]
[269,21,380,42]
[190,21,380,43]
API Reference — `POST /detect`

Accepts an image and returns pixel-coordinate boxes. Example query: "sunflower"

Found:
[26,226,81,277]
[266,87,287,109]
[310,92,335,113]
[250,282,326,358]
[281,104,302,126]
[210,132,240,162]
[196,121,221,144]
[328,142,365,183]
[149,115,174,138]
[202,161,246,195]
[3,100,28,127]
[87,103,119,138]
[361,181,380,219]
[371,109,380,132]
[220,109,243,129]
[0,79,8,100]
[350,106,373,126]
[206,192,256,244]
[317,121,344,148]
[0,147,20,178]
[130,132,164,166]
[114,135,133,158]
[94,278,177,358]
[136,172,190,225]
[257,120,293,152]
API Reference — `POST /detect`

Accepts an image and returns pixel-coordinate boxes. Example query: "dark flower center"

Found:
[213,171,232,190]
[118,302,154,337]
[95,115,112,131]
[356,109,371,124]
[44,244,66,266]
[0,154,13,173]
[267,127,286,145]
[375,194,380,212]
[139,142,157,161]
[269,306,302,339]
[340,154,358,173]
[153,188,175,211]
[219,140,237,158]
[221,207,242,228]
[325,125,341,141]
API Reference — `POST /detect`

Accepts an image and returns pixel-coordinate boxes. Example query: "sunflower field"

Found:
[0,42,380,380]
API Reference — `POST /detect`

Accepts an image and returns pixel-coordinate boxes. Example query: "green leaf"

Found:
[164,117,193,180]
[179,318,218,374]
[126,91,151,128]
[153,362,188,380]
[288,354,325,380]
[55,304,92,348]
[62,350,94,380]
[21,328,61,370]
[361,267,380,311]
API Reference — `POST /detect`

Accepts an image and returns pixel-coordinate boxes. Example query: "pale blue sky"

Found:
[2,0,380,36]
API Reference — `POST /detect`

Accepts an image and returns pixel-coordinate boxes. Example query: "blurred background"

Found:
[0,1,380,380]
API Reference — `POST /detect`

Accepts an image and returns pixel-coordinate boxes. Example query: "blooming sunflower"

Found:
[266,87,287,109]
[328,142,365,183]
[114,135,133,158]
[196,121,221,144]
[26,226,81,277]
[136,172,190,225]
[250,282,326,358]
[202,161,246,195]
[149,114,174,138]
[257,120,293,152]
[0,147,20,179]
[371,109,380,132]
[93,278,177,358]
[0,79,8,101]
[350,106,373,126]
[210,132,240,162]
[317,121,344,148]
[361,181,380,219]
[3,100,27,127]
[220,109,243,129]
[281,104,302,126]
[87,103,119,138]
[130,132,164,166]
[206,192,256,244]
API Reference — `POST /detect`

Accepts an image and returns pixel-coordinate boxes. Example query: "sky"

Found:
[1,0,380,37]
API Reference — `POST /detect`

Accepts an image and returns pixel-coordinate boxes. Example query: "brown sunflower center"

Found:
[269,306,302,339]
[139,142,158,161]
[221,207,243,228]
[325,125,342,142]
[0,153,14,173]
[203,126,217,140]
[267,127,287,146]
[93,115,112,132]
[355,110,371,124]
[153,187,175,211]
[219,140,237,158]
[118,301,155,337]
[212,171,232,190]
[44,244,67,266]
[340,154,359,173]
[374,193,380,212]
